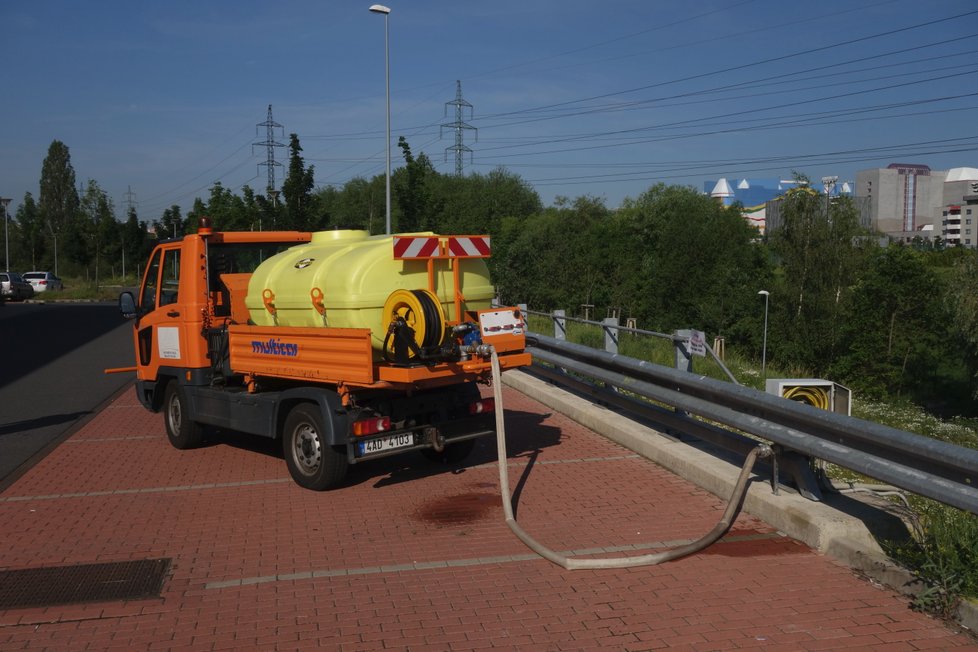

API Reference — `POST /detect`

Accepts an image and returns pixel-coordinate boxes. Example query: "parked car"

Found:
[22,271,63,293]
[0,272,34,301]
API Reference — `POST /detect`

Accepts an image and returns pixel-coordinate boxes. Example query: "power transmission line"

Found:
[254,104,285,202]
[136,6,978,212]
[441,80,477,176]
[521,139,978,187]
[474,7,978,121]
[123,186,138,216]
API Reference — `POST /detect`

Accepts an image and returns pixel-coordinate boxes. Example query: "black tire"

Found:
[422,437,476,464]
[163,382,204,450]
[283,404,348,491]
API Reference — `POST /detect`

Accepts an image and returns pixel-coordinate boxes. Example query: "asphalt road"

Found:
[0,300,135,487]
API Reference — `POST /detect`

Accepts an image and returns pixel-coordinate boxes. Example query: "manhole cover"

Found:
[0,558,171,609]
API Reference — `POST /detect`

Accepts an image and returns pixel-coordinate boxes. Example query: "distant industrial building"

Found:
[855,164,946,244]
[705,176,850,235]
[941,167,978,247]
[855,164,978,248]
[704,165,978,247]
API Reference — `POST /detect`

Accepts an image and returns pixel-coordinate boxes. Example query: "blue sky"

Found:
[2,0,977,221]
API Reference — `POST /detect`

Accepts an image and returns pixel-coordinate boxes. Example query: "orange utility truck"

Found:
[119,220,530,490]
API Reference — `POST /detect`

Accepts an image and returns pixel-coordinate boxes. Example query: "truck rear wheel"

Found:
[163,383,204,450]
[283,404,348,491]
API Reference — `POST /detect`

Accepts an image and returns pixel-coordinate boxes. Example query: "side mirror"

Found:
[119,291,137,319]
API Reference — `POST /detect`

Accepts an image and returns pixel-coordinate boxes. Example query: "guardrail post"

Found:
[603,317,619,354]
[554,309,566,340]
[674,329,693,373]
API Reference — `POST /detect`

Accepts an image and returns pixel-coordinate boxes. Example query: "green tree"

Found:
[947,249,978,398]
[767,180,868,372]
[617,184,770,337]
[238,186,262,231]
[38,140,80,276]
[253,190,285,232]
[494,196,613,311]
[190,182,257,232]
[394,137,435,233]
[830,246,949,399]
[427,168,541,235]
[315,177,385,232]
[282,133,317,230]
[121,205,148,280]
[77,180,117,287]
[15,193,46,270]
[154,205,184,239]
[495,184,770,344]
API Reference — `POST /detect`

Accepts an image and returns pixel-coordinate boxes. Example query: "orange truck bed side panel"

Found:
[376,351,532,384]
[228,325,375,385]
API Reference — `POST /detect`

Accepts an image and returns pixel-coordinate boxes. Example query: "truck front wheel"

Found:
[283,404,348,491]
[163,383,204,450]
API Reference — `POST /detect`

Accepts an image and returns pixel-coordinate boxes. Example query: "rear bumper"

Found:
[350,413,494,463]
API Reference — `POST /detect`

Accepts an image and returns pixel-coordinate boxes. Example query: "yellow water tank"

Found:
[245,230,495,350]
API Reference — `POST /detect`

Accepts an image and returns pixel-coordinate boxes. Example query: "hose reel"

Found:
[781,385,830,410]
[383,289,447,364]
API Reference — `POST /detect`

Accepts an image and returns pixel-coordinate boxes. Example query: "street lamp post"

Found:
[369,4,392,235]
[0,198,10,272]
[822,176,838,218]
[758,290,770,378]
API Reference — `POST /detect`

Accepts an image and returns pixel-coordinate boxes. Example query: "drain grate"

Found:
[0,558,171,609]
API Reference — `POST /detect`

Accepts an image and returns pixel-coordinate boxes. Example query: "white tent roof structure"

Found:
[946,167,978,182]
[710,178,734,197]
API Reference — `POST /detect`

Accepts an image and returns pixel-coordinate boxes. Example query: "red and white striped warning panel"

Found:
[393,236,440,259]
[448,236,491,258]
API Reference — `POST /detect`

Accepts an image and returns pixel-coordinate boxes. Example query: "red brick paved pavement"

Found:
[1,385,975,651]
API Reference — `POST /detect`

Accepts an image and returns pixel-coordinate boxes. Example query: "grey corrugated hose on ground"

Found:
[491,350,773,570]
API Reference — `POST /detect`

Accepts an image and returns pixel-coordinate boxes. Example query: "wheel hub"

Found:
[167,396,181,431]
[293,425,322,473]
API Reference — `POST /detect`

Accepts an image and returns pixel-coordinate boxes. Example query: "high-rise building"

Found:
[855,164,946,243]
[941,167,978,248]
[856,164,978,247]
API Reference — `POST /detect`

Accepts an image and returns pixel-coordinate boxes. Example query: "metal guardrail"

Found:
[524,307,740,383]
[525,332,978,516]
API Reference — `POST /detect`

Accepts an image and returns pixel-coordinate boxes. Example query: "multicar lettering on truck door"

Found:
[134,244,185,378]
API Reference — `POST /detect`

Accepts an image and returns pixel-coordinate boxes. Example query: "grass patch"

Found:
[29,276,137,302]
[884,501,978,617]
[854,400,978,613]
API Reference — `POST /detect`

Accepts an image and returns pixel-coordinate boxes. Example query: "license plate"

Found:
[358,433,414,455]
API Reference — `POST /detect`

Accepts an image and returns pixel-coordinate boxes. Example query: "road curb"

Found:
[502,369,978,632]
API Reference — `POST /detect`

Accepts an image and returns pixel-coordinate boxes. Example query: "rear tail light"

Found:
[39,280,47,286]
[469,398,495,415]
[352,416,391,436]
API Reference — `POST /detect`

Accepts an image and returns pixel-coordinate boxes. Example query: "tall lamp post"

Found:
[369,4,392,235]
[821,176,838,217]
[758,290,770,378]
[0,197,10,272]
